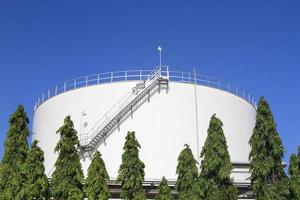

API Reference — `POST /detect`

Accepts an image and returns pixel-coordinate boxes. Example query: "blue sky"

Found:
[0,1,300,164]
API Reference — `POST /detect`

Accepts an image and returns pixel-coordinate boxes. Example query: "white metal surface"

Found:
[79,66,168,153]
[33,73,256,185]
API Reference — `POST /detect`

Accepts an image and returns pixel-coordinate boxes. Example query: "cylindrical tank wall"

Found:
[32,81,256,181]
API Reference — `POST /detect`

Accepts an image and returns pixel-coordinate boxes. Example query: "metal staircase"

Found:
[79,66,169,157]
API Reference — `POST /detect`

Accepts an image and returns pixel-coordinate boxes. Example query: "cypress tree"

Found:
[199,114,237,200]
[85,151,111,200]
[175,144,199,200]
[0,105,30,200]
[19,140,50,200]
[51,116,84,200]
[288,146,300,200]
[154,176,173,200]
[249,97,289,200]
[117,131,146,200]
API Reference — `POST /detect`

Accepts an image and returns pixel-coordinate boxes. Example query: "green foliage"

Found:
[0,105,30,200]
[19,140,50,200]
[289,146,300,200]
[200,114,237,200]
[85,151,111,200]
[175,144,199,200]
[249,97,288,200]
[117,131,146,200]
[51,116,84,200]
[257,178,290,200]
[198,178,218,200]
[154,176,173,200]
[289,152,300,177]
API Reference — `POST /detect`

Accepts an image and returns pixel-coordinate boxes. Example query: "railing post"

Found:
[111,72,113,82]
[243,90,245,99]
[86,76,88,86]
[55,85,57,95]
[248,94,251,102]
[181,72,184,81]
[125,71,127,81]
[74,79,76,89]
[236,87,238,95]
[48,89,50,99]
[38,97,40,105]
[140,70,142,81]
[193,68,197,84]
[166,66,169,79]
[97,74,100,84]
[64,81,66,92]
[42,93,44,102]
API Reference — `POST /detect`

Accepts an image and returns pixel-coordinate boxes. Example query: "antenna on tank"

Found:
[157,46,162,68]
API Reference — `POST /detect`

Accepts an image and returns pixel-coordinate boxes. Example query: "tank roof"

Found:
[34,66,257,111]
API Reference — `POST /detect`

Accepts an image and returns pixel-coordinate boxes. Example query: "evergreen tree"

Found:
[249,97,289,200]
[117,131,146,200]
[199,114,237,200]
[175,144,199,200]
[289,146,300,200]
[51,116,84,200]
[0,105,30,200]
[19,140,50,200]
[154,176,173,200]
[85,151,111,200]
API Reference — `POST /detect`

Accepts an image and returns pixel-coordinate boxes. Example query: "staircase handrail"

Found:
[80,66,165,146]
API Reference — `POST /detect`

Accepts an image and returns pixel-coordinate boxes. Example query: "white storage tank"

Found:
[32,66,256,198]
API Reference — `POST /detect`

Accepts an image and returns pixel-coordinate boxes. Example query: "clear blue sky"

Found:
[1,1,299,164]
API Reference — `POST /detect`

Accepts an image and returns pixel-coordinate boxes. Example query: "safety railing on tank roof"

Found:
[34,66,257,111]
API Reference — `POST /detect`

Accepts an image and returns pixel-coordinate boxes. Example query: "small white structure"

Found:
[32,66,256,198]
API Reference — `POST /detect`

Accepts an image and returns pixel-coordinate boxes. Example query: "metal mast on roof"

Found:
[157,46,162,68]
